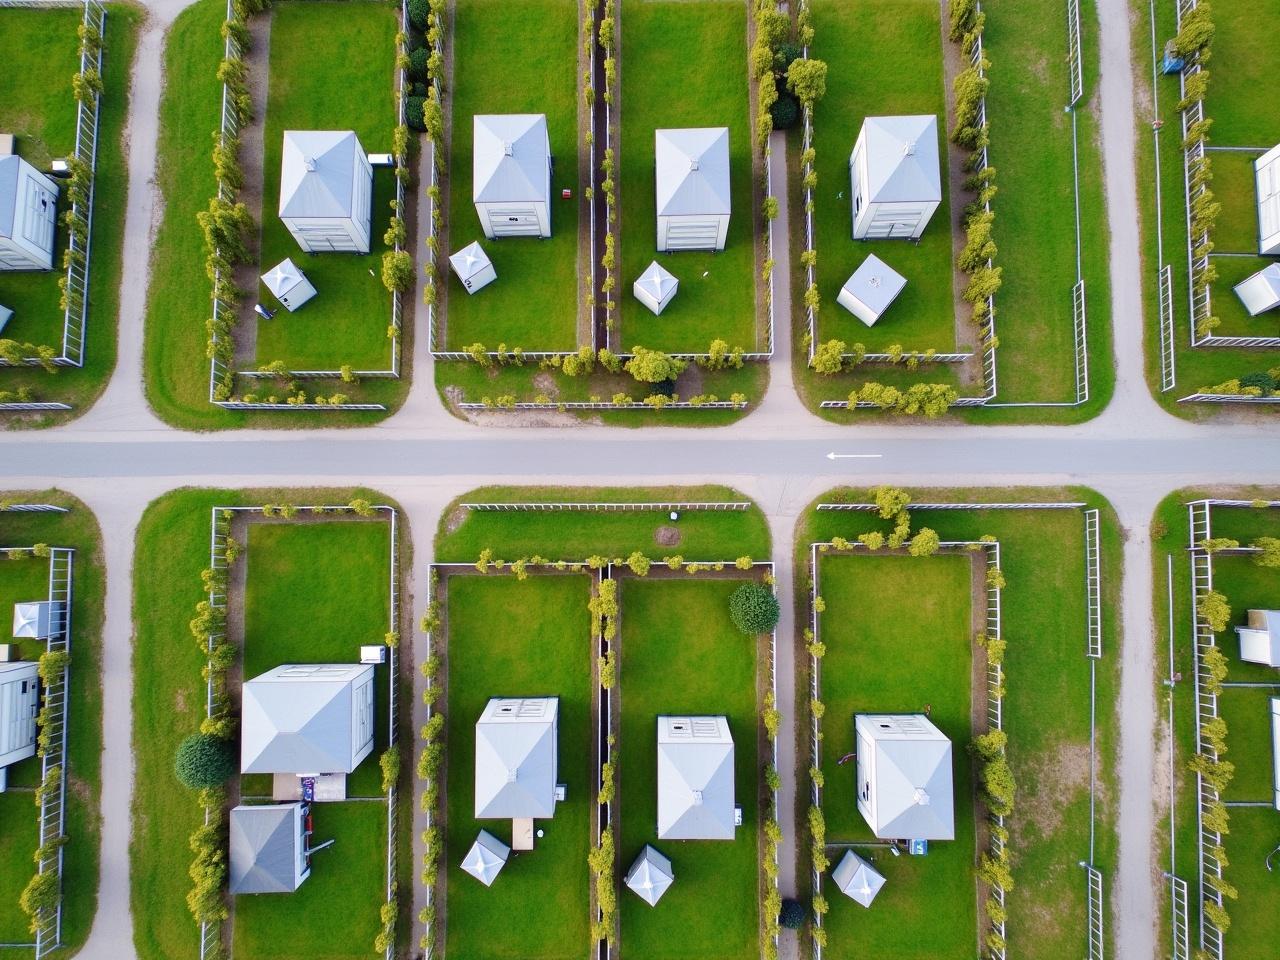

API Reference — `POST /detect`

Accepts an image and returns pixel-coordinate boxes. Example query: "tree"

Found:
[729,581,780,635]
[1251,536,1280,567]
[770,92,800,129]
[908,527,941,557]
[810,339,846,375]
[174,733,235,790]
[408,0,430,31]
[624,346,686,383]
[871,485,911,520]
[1198,589,1231,632]
[786,58,828,106]
[779,898,806,930]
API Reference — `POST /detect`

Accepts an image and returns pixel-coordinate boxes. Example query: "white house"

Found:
[1255,143,1280,256]
[831,850,886,908]
[279,131,373,254]
[0,155,59,271]
[1233,263,1280,317]
[12,601,58,639]
[1270,697,1280,811]
[474,697,560,819]
[260,258,317,312]
[229,802,311,894]
[0,661,38,792]
[1235,610,1280,668]
[837,254,908,326]
[449,241,498,294]
[849,116,941,240]
[855,714,955,841]
[657,715,737,840]
[655,128,731,252]
[625,845,674,906]
[632,260,679,315]
[460,830,510,887]
[473,115,552,239]
[240,663,376,776]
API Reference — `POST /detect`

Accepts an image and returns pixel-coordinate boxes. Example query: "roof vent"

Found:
[690,159,700,172]
[691,790,704,806]
[903,141,916,157]
[913,788,931,806]
[503,140,513,157]
[304,156,317,172]
[869,275,882,288]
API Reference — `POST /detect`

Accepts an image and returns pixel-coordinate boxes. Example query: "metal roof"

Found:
[1256,143,1280,249]
[855,116,942,204]
[1233,264,1280,317]
[657,715,736,840]
[841,254,907,317]
[831,850,886,908]
[229,803,305,894]
[625,845,674,906]
[474,697,559,819]
[856,714,955,840]
[473,114,549,204]
[460,830,510,886]
[279,130,364,219]
[261,258,307,297]
[655,128,731,217]
[240,663,374,775]
[448,241,493,282]
[635,260,678,301]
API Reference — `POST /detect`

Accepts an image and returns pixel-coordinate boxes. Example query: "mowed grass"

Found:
[241,520,391,799]
[443,0,579,351]
[253,1,398,369]
[1204,1,1280,146]
[0,6,140,423]
[1216,806,1280,952]
[1210,254,1280,337]
[444,574,592,960]
[618,578,760,960]
[0,496,106,957]
[231,800,385,960]
[816,554,976,959]
[810,0,958,354]
[617,0,757,354]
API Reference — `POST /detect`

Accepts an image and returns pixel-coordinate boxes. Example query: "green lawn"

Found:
[443,0,579,352]
[231,799,386,960]
[129,487,407,960]
[143,0,405,428]
[1214,806,1280,952]
[617,0,758,354]
[816,554,976,959]
[618,577,761,960]
[1203,2,1280,147]
[810,0,958,354]
[241,520,392,799]
[1211,151,1263,255]
[435,485,770,561]
[1210,254,1280,337]
[253,1,398,370]
[443,574,592,960]
[0,495,106,957]
[0,5,140,423]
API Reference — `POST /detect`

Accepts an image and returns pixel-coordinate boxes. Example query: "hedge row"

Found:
[417,566,443,955]
[409,0,446,318]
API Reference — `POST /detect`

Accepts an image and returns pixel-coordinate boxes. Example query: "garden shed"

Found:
[229,802,311,894]
[12,600,58,639]
[1255,143,1280,256]
[1233,263,1280,317]
[449,241,497,294]
[0,155,59,271]
[261,258,317,312]
[655,127,731,252]
[1235,609,1280,667]
[855,713,954,841]
[278,130,373,254]
[240,663,376,776]
[632,260,679,315]
[460,830,510,887]
[474,697,560,819]
[472,114,552,239]
[837,254,907,326]
[656,715,737,840]
[831,850,886,908]
[849,116,941,241]
[625,844,674,906]
[0,660,38,791]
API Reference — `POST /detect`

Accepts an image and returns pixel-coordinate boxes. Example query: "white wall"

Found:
[656,213,729,252]
[475,200,550,239]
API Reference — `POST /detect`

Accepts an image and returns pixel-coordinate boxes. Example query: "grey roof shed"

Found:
[229,803,309,894]
[855,714,955,841]
[831,850,886,908]
[657,715,736,840]
[624,845,674,906]
[474,697,559,819]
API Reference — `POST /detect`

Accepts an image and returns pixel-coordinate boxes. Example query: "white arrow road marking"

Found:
[826,452,883,460]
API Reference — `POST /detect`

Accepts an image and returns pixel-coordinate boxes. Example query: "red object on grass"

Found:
[562,188,572,199]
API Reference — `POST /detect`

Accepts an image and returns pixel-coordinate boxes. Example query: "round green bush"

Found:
[410,82,428,97]
[174,733,235,790]
[408,0,430,32]
[729,581,780,635]
[406,97,427,133]
[770,92,800,130]
[779,898,806,930]
[1240,371,1277,392]
[775,42,803,72]
[409,46,430,82]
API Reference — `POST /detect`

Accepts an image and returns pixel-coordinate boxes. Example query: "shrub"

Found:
[729,581,780,635]
[1240,371,1277,392]
[775,41,803,72]
[409,46,430,81]
[408,0,430,31]
[624,346,685,383]
[786,58,828,106]
[406,96,427,132]
[779,898,806,930]
[770,92,800,129]
[174,733,235,790]
[1198,590,1231,632]
[810,339,846,374]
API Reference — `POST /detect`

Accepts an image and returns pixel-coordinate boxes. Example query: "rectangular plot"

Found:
[444,574,593,960]
[618,577,760,960]
[1219,806,1280,952]
[1205,2,1280,147]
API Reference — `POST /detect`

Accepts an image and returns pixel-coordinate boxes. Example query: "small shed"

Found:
[1235,610,1280,667]
[460,830,510,887]
[831,850,886,908]
[0,155,59,272]
[1270,697,1280,810]
[0,661,38,791]
[475,697,560,819]
[625,845,674,906]
[657,715,736,840]
[632,261,679,315]
[837,254,908,327]
[449,241,498,294]
[12,601,57,640]
[1255,143,1280,256]
[473,114,552,239]
[261,258,317,312]
[849,116,941,240]
[241,663,376,776]
[229,802,310,894]
[279,130,373,254]
[855,714,955,841]
[1233,263,1280,317]
[655,128,731,252]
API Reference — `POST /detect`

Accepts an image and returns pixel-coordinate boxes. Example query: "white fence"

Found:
[460,501,751,512]
[1159,264,1177,391]
[458,399,748,412]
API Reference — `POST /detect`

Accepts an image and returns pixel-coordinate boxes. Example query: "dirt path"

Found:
[232,10,273,367]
